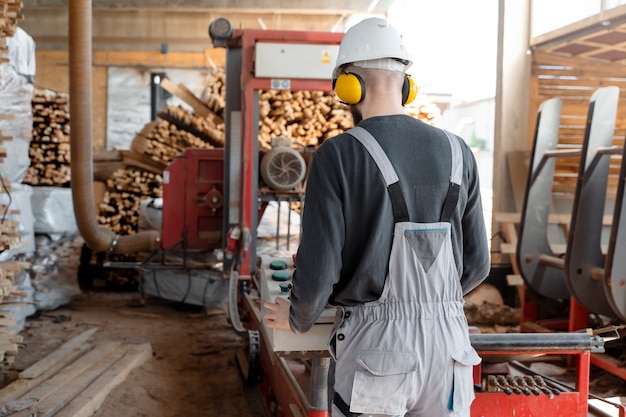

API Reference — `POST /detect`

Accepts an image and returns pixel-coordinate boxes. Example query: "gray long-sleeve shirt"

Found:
[289,114,490,333]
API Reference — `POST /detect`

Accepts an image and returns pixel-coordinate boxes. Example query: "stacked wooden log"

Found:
[199,67,226,120]
[97,167,163,236]
[258,90,353,149]
[23,89,72,187]
[0,0,24,64]
[96,68,443,237]
[404,98,442,126]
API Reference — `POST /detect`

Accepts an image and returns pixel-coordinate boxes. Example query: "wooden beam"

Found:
[20,7,352,52]
[35,49,224,69]
[23,0,394,13]
[54,343,153,417]
[19,328,99,380]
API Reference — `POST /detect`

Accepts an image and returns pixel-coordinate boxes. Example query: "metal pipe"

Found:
[69,0,160,254]
[470,333,605,353]
[310,357,329,412]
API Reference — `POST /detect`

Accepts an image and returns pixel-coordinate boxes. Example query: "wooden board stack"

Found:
[0,328,152,417]
[23,89,72,187]
[0,0,24,64]
[0,0,28,365]
[0,260,29,365]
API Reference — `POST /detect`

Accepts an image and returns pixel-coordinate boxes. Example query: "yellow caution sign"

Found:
[321,50,332,64]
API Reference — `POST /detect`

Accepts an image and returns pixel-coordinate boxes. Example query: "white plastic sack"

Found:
[0,63,33,183]
[31,186,78,236]
[0,183,34,261]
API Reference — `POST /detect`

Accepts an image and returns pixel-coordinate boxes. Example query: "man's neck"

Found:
[360,97,405,119]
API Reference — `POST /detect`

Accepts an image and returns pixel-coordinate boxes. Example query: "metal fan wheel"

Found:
[260,146,306,190]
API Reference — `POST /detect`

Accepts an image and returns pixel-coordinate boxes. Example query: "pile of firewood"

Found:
[258,89,353,149]
[23,89,71,187]
[157,105,224,147]
[0,0,24,64]
[130,117,214,168]
[97,166,163,236]
[404,98,442,126]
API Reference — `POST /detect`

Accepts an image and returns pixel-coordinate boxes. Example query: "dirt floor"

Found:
[1,291,256,417]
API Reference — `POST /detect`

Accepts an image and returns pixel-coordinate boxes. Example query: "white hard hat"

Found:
[333,17,413,79]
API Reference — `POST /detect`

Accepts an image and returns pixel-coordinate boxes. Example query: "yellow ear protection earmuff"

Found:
[333,71,419,106]
[333,72,366,105]
[402,75,418,106]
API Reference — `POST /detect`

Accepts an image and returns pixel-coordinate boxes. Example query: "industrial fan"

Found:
[259,137,307,190]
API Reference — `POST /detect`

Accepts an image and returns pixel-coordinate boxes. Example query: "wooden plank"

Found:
[0,342,19,355]
[0,341,93,403]
[25,344,129,417]
[19,328,98,379]
[35,49,225,69]
[9,342,121,417]
[159,77,210,117]
[55,343,152,417]
[0,315,16,326]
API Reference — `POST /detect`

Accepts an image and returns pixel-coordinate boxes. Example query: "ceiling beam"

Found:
[21,0,395,13]
[20,6,388,52]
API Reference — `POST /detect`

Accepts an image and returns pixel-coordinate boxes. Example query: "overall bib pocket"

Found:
[350,350,417,415]
[449,345,481,412]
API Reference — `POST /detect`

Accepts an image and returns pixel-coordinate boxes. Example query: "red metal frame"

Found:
[521,291,626,382]
[244,282,596,417]
[228,28,343,279]
[472,349,590,417]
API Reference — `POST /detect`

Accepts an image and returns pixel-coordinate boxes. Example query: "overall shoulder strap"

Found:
[348,126,464,223]
[347,126,409,223]
[440,130,463,222]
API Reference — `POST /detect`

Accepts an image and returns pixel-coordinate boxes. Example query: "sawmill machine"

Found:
[200,17,623,417]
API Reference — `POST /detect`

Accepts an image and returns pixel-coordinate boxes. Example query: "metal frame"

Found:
[221,26,343,279]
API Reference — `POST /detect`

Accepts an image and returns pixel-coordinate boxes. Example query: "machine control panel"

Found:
[255,43,339,80]
[257,254,336,353]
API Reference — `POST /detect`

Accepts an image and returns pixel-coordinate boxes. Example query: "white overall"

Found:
[330,126,481,417]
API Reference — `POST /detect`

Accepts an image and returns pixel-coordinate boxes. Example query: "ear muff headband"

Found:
[333,71,419,106]
[402,75,418,105]
[333,72,365,105]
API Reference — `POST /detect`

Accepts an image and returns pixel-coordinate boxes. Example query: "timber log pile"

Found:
[23,89,71,187]
[258,89,352,149]
[19,70,444,239]
[97,166,163,236]
[0,0,24,64]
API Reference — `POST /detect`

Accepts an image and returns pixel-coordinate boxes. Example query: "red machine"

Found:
[161,148,225,250]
